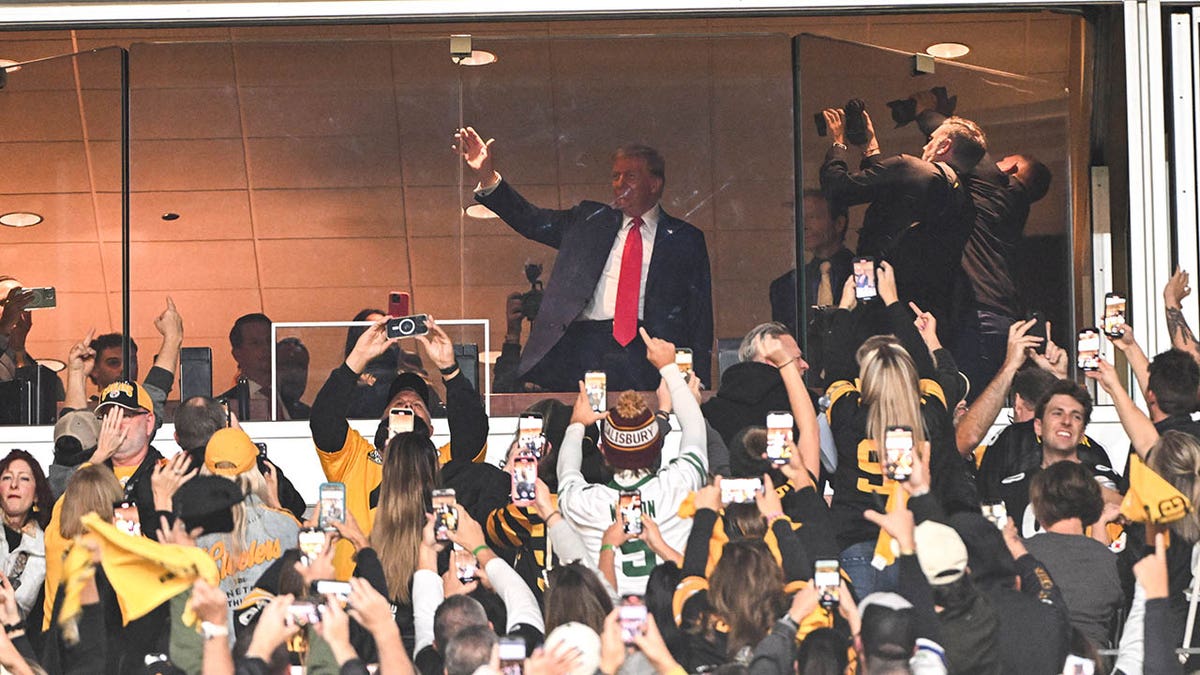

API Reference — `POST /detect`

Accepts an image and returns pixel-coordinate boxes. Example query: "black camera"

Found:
[813,98,869,146]
[385,313,430,339]
[519,263,544,322]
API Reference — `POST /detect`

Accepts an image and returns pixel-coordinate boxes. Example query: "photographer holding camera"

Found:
[819,101,985,345]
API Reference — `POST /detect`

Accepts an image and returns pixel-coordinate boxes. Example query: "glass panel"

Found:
[795,34,1072,393]
[0,47,126,423]
[127,34,793,418]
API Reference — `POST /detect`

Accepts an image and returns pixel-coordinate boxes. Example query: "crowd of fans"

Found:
[0,262,1192,675]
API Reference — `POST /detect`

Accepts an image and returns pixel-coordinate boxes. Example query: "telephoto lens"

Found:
[844,98,869,146]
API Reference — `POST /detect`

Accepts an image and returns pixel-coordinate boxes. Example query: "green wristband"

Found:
[471,544,489,557]
[600,543,616,553]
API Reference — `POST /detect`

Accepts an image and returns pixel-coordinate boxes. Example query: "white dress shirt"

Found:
[580,205,659,321]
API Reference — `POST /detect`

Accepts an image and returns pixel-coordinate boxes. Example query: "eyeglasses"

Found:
[96,408,149,420]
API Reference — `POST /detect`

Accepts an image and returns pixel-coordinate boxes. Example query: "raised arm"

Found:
[1110,323,1152,398]
[1087,358,1160,458]
[143,297,184,424]
[418,317,488,463]
[877,262,934,379]
[955,318,1041,456]
[822,275,860,385]
[1164,267,1200,364]
[310,318,399,453]
[758,333,821,479]
[63,330,96,411]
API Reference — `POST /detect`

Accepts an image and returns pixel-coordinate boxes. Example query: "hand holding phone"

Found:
[766,412,794,466]
[1077,328,1101,372]
[619,595,647,644]
[585,371,607,412]
[385,313,430,339]
[318,482,346,532]
[814,559,840,609]
[852,257,877,301]
[432,489,458,542]
[619,491,643,536]
[1103,293,1127,338]
[884,426,914,482]
[510,452,538,506]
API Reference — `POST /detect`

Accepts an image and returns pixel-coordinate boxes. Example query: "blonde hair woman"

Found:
[823,261,976,599]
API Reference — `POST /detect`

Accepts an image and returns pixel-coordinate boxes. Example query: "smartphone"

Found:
[312,579,352,602]
[619,490,643,535]
[388,291,411,318]
[113,500,140,536]
[498,637,526,675]
[517,413,545,458]
[298,527,326,565]
[675,348,693,381]
[385,313,430,339]
[1103,292,1127,338]
[1077,328,1101,372]
[720,477,763,505]
[453,547,479,584]
[318,482,346,532]
[766,411,794,466]
[884,426,914,482]
[388,407,415,439]
[619,595,647,644]
[24,287,56,310]
[179,346,213,400]
[814,559,840,609]
[852,257,877,301]
[286,601,322,626]
[1063,655,1095,675]
[432,488,457,542]
[218,398,232,426]
[1026,311,1047,355]
[255,442,268,460]
[510,452,538,506]
[585,371,607,413]
[981,501,1008,530]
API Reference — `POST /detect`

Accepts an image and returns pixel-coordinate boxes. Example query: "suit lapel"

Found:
[645,209,676,295]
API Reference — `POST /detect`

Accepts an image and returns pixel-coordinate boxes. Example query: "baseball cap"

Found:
[858,592,916,660]
[204,428,258,477]
[386,371,431,409]
[54,409,100,452]
[914,521,969,586]
[544,622,601,675]
[173,475,243,535]
[95,380,153,415]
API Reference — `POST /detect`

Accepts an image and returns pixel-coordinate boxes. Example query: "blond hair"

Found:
[856,335,927,449]
[60,465,123,539]
[371,433,439,602]
[1148,431,1200,543]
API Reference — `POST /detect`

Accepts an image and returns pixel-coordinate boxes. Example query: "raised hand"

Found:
[1164,267,1191,309]
[876,260,899,305]
[453,126,498,185]
[345,317,399,374]
[639,327,677,370]
[416,316,457,371]
[155,296,183,341]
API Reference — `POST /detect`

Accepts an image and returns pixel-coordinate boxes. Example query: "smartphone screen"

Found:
[498,637,526,675]
[313,579,352,602]
[619,595,647,644]
[389,407,415,439]
[675,348,693,380]
[511,452,538,506]
[585,371,607,412]
[388,291,411,318]
[766,411,794,466]
[287,601,321,626]
[814,559,840,608]
[1077,328,1101,371]
[318,482,346,532]
[517,413,545,458]
[1063,655,1095,675]
[453,547,479,584]
[981,501,1008,530]
[298,527,326,565]
[432,489,457,542]
[720,477,763,504]
[1103,293,1127,338]
[113,500,141,536]
[884,426,914,482]
[853,257,877,300]
[619,491,643,535]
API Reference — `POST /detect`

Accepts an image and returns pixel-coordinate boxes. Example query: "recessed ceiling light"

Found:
[0,59,21,73]
[926,43,970,59]
[0,212,42,227]
[458,50,497,67]
[464,204,500,219]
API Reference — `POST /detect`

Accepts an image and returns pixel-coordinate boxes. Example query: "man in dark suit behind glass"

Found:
[455,127,713,391]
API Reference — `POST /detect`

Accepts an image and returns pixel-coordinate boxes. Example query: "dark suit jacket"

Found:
[478,179,714,384]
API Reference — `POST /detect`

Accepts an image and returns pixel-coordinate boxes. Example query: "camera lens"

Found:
[398,318,415,335]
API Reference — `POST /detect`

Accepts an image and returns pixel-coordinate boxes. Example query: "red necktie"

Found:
[613,217,643,346]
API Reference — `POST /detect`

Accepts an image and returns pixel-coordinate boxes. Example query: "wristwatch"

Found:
[832,142,848,150]
[201,621,229,641]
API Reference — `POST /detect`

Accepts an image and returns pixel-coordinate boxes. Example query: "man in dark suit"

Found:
[455,126,713,391]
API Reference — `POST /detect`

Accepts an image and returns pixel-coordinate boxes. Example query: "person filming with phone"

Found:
[455,127,713,392]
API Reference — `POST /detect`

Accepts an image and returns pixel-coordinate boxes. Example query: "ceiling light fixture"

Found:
[926,43,970,59]
[459,50,497,67]
[464,204,500,220]
[0,212,42,227]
